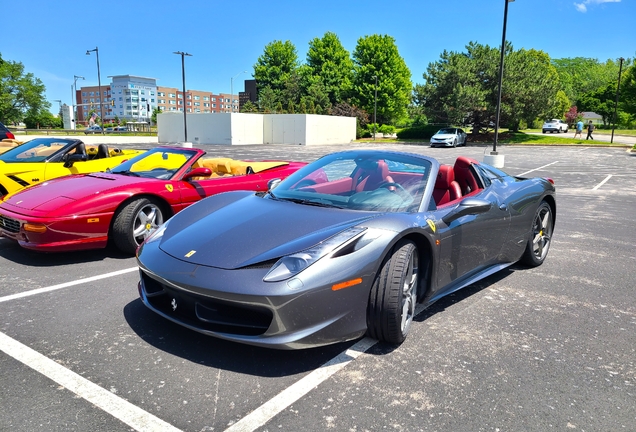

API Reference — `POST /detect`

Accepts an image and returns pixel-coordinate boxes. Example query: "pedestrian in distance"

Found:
[574,119,584,139]
[586,120,595,140]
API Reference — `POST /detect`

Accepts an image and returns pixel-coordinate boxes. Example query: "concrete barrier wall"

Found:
[158,112,355,146]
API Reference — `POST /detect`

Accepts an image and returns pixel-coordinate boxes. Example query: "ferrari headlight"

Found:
[263,227,367,282]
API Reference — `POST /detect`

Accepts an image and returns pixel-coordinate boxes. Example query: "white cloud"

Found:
[574,0,620,12]
[574,3,587,12]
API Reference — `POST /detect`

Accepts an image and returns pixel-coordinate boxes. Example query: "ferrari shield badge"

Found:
[165,184,174,192]
[184,250,196,258]
[426,219,437,233]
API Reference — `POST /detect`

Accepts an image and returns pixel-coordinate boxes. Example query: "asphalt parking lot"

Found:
[1,143,635,431]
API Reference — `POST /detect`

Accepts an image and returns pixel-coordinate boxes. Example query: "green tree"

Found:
[0,54,49,124]
[253,40,299,97]
[258,86,278,113]
[240,100,258,113]
[416,42,560,132]
[620,65,636,119]
[24,109,61,128]
[504,48,561,130]
[351,35,412,125]
[306,32,354,106]
[552,57,631,105]
[415,42,499,131]
[578,82,619,126]
[151,108,161,125]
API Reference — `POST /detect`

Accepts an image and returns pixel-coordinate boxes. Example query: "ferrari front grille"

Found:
[0,214,20,233]
[140,272,273,336]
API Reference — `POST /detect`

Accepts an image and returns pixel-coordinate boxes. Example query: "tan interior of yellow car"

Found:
[191,158,289,178]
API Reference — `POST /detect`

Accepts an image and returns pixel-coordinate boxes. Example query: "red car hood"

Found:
[2,173,156,212]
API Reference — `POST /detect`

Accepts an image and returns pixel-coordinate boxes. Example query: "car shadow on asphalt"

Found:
[0,239,132,266]
[369,267,516,355]
[123,265,519,371]
[123,298,356,377]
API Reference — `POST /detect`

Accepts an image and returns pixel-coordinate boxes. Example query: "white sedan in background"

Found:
[430,127,467,147]
[542,119,568,133]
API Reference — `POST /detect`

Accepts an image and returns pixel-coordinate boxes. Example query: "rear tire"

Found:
[112,198,164,254]
[520,201,553,267]
[367,240,419,344]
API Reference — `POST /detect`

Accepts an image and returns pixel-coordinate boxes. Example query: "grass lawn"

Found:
[525,128,636,137]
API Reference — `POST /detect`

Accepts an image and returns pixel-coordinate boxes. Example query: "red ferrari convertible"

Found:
[0,146,306,253]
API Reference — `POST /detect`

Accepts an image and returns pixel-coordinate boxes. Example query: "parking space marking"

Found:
[592,174,613,190]
[0,331,182,432]
[517,161,559,177]
[0,267,138,303]
[225,337,378,432]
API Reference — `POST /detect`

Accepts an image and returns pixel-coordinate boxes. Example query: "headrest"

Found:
[435,165,455,189]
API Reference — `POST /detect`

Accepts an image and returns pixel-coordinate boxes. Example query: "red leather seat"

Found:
[354,160,390,192]
[433,165,462,206]
[454,156,480,195]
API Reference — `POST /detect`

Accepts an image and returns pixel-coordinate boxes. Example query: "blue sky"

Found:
[3,0,634,113]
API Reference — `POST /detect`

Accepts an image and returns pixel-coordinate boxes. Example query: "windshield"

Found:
[269,151,432,212]
[111,147,198,179]
[436,128,456,135]
[0,138,75,163]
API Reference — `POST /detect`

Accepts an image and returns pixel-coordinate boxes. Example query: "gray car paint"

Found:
[136,150,556,349]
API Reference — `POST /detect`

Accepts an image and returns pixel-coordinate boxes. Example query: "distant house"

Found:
[580,112,603,125]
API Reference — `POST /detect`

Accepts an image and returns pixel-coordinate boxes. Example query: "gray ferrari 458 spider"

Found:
[136,150,556,349]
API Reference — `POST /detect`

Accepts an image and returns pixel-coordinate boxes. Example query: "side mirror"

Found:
[183,167,212,181]
[442,197,491,225]
[63,153,87,168]
[267,178,281,191]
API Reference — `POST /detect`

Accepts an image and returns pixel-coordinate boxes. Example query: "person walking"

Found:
[586,120,595,140]
[574,119,584,139]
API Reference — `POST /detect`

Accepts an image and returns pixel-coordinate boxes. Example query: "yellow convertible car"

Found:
[0,137,145,197]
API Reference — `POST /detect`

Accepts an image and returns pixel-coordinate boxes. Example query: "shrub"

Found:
[378,124,396,136]
[396,125,442,140]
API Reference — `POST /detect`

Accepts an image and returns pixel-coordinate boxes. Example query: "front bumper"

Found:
[0,207,111,252]
[136,233,390,349]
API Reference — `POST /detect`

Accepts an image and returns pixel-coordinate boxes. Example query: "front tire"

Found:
[112,198,164,254]
[367,240,419,344]
[520,201,553,267]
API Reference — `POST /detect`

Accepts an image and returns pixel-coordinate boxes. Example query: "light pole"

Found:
[372,75,378,141]
[86,47,104,131]
[489,0,514,168]
[174,51,192,143]
[72,75,84,128]
[231,71,247,113]
[611,57,625,144]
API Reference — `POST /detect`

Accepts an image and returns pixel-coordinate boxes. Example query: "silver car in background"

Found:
[430,128,467,147]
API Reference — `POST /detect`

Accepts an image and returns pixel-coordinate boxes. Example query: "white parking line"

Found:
[0,267,138,303]
[224,336,378,432]
[517,161,559,177]
[0,331,182,432]
[225,304,428,432]
[592,174,613,190]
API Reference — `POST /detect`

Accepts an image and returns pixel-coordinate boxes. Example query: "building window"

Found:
[211,97,216,101]
[212,103,216,107]
[169,93,176,98]
[203,96,209,101]
[194,95,200,100]
[194,102,200,106]
[169,100,176,105]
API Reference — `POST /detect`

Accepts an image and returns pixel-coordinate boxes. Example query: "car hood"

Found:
[2,173,156,211]
[432,133,457,139]
[158,192,378,270]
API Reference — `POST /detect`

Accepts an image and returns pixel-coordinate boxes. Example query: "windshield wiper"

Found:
[278,197,344,209]
[114,170,141,177]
